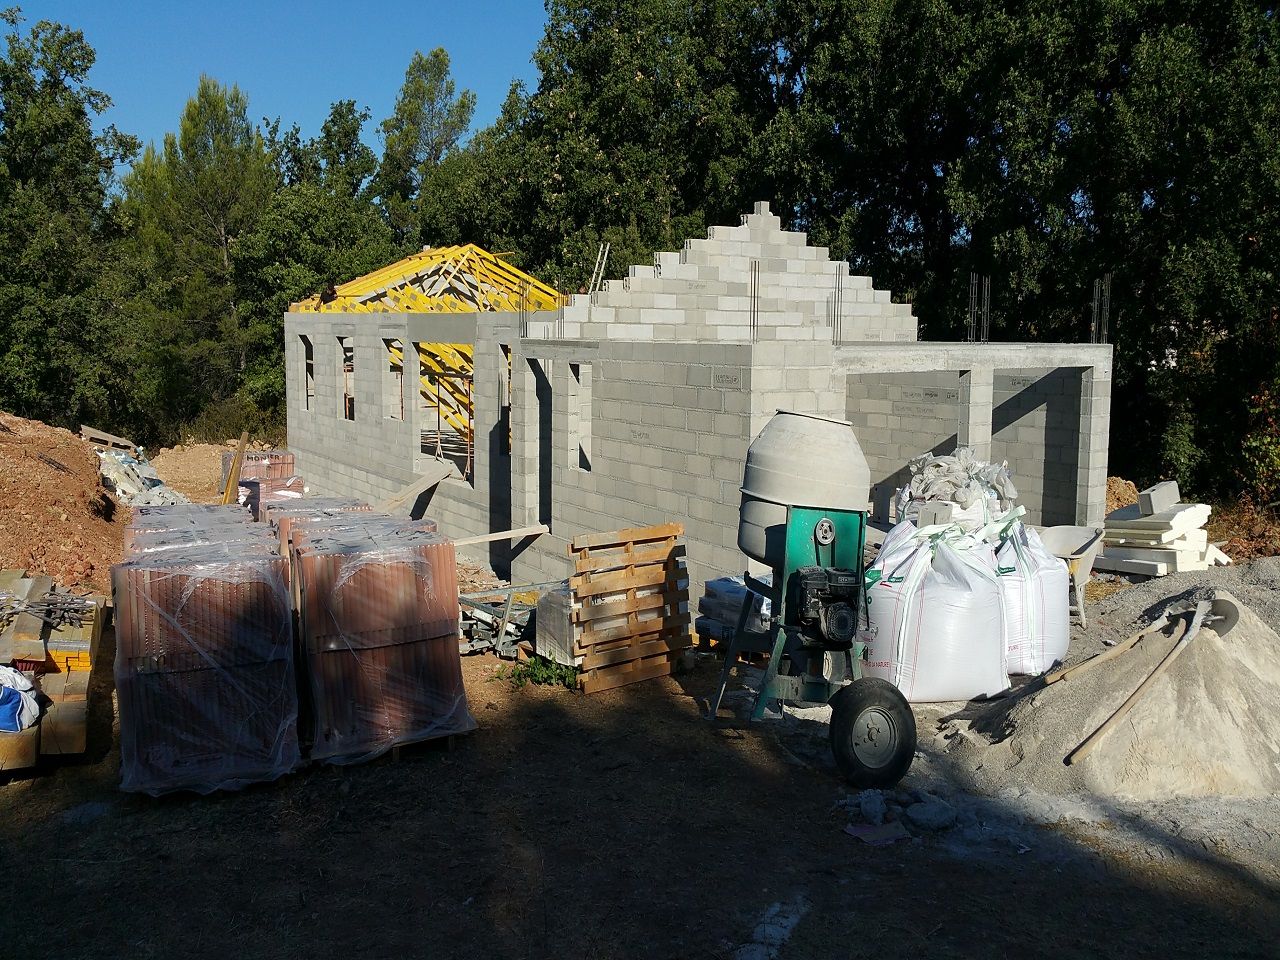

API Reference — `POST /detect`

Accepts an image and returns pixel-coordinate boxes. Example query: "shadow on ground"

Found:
[2,639,1278,960]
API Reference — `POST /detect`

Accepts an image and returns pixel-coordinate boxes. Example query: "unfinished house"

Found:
[284,204,1111,589]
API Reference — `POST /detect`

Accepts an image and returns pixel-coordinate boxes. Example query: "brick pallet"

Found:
[292,525,473,762]
[221,448,296,486]
[112,540,300,795]
[569,522,692,694]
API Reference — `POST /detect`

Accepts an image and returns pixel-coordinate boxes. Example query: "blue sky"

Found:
[18,1,549,151]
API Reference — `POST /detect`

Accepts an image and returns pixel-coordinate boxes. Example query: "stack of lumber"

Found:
[567,522,692,693]
[112,505,300,794]
[1094,482,1231,577]
[291,518,473,762]
[0,569,105,769]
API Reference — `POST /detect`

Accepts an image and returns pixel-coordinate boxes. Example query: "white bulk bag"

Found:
[997,522,1071,675]
[862,528,1009,702]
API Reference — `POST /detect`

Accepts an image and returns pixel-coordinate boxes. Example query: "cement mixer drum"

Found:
[738,410,871,567]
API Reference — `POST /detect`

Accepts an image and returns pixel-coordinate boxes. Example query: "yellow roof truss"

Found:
[293,244,563,314]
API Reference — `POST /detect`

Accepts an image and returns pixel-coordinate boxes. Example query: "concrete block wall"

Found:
[522,202,918,344]
[285,208,1112,595]
[846,372,961,513]
[506,340,757,592]
[990,369,1083,526]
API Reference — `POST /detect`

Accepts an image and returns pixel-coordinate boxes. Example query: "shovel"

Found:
[1065,590,1240,766]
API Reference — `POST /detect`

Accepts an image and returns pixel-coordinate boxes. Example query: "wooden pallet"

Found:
[569,523,692,694]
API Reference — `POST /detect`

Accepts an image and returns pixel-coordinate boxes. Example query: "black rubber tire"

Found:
[829,677,917,788]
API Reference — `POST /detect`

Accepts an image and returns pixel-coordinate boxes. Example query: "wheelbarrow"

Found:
[1037,525,1105,628]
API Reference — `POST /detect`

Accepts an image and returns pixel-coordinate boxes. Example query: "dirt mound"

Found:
[0,412,126,592]
[942,589,1280,800]
[1106,476,1139,514]
[150,439,282,504]
[149,442,233,503]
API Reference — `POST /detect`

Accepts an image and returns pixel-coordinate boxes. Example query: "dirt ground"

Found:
[0,412,126,592]
[2,625,1277,960]
[149,440,270,504]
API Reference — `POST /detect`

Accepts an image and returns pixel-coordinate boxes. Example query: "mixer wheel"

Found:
[829,678,916,788]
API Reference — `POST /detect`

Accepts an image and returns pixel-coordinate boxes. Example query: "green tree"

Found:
[375,48,477,242]
[122,75,275,420]
[0,9,138,429]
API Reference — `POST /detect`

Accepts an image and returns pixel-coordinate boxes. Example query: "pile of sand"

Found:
[941,588,1280,800]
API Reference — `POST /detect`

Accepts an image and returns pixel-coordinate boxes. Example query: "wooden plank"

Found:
[39,700,87,755]
[453,524,549,547]
[570,522,684,552]
[580,653,675,694]
[572,611,690,648]
[0,725,39,770]
[11,575,52,661]
[573,542,686,575]
[570,563,684,598]
[576,616,691,655]
[221,430,250,505]
[581,632,690,670]
[379,459,455,514]
[572,587,688,625]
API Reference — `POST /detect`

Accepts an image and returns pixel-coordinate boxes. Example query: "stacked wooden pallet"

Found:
[0,568,105,770]
[568,523,692,694]
[1095,482,1230,577]
[291,520,472,762]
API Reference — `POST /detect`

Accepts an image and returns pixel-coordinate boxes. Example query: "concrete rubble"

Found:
[96,449,188,506]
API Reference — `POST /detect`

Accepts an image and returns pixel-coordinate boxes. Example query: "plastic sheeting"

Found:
[292,525,475,764]
[112,548,300,795]
[697,574,773,640]
[0,666,39,731]
[997,522,1071,675]
[861,522,1009,702]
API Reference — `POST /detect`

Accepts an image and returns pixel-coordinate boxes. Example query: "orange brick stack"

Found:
[112,506,300,795]
[291,523,473,763]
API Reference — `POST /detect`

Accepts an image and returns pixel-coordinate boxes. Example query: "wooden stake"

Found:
[221,431,250,506]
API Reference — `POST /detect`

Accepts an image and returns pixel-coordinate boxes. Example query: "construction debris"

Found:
[894,447,1019,531]
[1095,482,1231,576]
[97,449,188,506]
[0,567,105,767]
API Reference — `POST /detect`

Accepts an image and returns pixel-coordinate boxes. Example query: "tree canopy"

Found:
[0,3,1276,500]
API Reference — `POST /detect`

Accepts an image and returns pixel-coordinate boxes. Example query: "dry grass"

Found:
[1207,495,1280,562]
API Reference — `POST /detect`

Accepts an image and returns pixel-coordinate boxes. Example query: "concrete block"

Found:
[1139,480,1179,516]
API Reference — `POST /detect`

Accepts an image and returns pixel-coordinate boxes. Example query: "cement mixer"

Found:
[709,410,917,787]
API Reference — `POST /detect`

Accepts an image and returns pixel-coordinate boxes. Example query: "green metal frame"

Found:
[709,505,867,722]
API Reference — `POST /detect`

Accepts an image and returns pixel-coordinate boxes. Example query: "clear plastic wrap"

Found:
[125,524,278,558]
[262,497,371,541]
[221,448,296,487]
[123,504,253,553]
[112,548,300,795]
[292,526,474,763]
